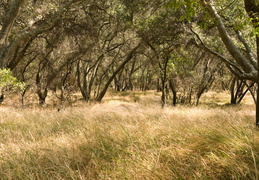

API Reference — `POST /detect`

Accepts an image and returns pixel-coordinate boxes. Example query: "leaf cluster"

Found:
[0,69,26,93]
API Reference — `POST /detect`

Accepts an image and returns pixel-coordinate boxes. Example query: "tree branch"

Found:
[200,0,257,78]
[190,28,244,74]
[235,30,257,69]
[0,0,82,69]
[0,0,24,46]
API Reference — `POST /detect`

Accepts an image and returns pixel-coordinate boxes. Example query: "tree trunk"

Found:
[237,82,255,104]
[0,94,4,104]
[230,77,236,104]
[243,0,259,126]
[160,57,169,108]
[200,0,259,125]
[157,78,161,92]
[77,65,90,102]
[37,89,48,105]
[96,43,140,102]
[169,78,177,106]
[21,88,27,106]
[128,59,137,91]
[201,0,257,79]
[161,81,166,108]
[0,0,80,69]
[256,36,259,126]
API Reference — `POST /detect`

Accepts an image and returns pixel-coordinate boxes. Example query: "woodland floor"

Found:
[0,91,258,179]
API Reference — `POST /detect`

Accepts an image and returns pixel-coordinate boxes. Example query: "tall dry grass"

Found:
[0,91,258,179]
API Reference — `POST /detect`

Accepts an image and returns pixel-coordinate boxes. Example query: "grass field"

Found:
[0,91,258,179]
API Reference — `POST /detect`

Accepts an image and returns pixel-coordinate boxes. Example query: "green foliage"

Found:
[166,0,198,22]
[167,0,251,32]
[167,50,194,76]
[0,69,25,93]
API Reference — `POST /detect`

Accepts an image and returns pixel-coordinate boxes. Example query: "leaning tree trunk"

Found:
[229,77,252,104]
[96,43,140,102]
[200,0,259,126]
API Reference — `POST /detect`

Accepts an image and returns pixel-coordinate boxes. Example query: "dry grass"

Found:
[0,91,258,179]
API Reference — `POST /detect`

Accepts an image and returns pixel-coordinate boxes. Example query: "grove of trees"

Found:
[0,0,259,125]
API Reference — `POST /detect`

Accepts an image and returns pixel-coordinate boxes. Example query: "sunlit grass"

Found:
[0,91,258,179]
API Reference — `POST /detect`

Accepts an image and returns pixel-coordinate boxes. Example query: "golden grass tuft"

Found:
[0,91,258,179]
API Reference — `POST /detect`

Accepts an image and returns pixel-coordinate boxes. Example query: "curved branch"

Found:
[200,0,256,77]
[0,0,24,46]
[0,0,82,68]
[235,30,257,69]
[190,28,244,74]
